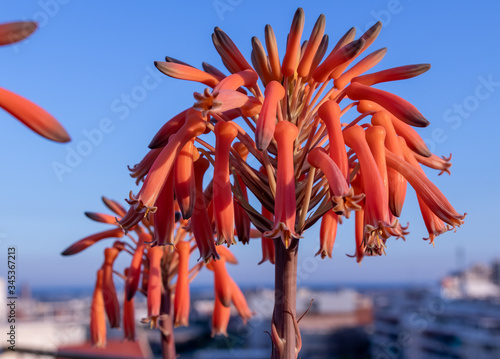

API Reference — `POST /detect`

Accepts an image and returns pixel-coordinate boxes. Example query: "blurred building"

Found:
[372,289,500,358]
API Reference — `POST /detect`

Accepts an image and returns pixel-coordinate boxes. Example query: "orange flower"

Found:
[213,121,239,246]
[208,257,232,307]
[344,125,394,255]
[0,87,70,142]
[371,111,407,217]
[398,139,451,244]
[152,172,176,246]
[102,247,121,328]
[386,148,465,228]
[233,142,251,244]
[281,8,305,77]
[211,295,231,337]
[307,147,364,218]
[259,204,275,265]
[61,228,124,256]
[264,121,300,248]
[0,21,70,142]
[119,114,207,231]
[126,232,149,300]
[174,241,191,327]
[90,269,106,348]
[318,100,348,180]
[317,210,340,259]
[255,80,285,151]
[174,139,197,219]
[155,61,220,87]
[352,64,431,86]
[123,269,135,341]
[229,276,253,324]
[386,142,466,229]
[346,82,429,127]
[191,158,220,262]
[146,246,164,328]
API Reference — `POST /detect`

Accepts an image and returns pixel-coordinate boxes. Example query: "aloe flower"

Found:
[0,21,69,142]
[108,8,464,359]
[62,196,251,354]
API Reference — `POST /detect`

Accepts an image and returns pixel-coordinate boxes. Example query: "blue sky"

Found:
[1,1,499,288]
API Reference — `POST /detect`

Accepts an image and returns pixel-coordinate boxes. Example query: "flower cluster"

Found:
[0,21,69,142]
[62,196,253,347]
[117,8,464,265]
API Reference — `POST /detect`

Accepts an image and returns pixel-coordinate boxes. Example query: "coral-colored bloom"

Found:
[211,296,231,337]
[371,111,407,217]
[317,100,349,180]
[260,204,275,265]
[90,269,106,348]
[152,172,176,246]
[208,257,232,307]
[255,81,285,151]
[233,142,251,244]
[123,269,136,341]
[317,210,340,259]
[126,232,149,300]
[352,64,431,86]
[0,86,70,142]
[307,147,363,217]
[0,21,70,143]
[119,114,207,231]
[228,276,253,324]
[146,246,164,328]
[174,241,191,327]
[174,139,197,219]
[61,228,124,256]
[102,247,121,328]
[213,121,239,246]
[346,82,429,127]
[386,146,466,228]
[344,125,395,255]
[191,158,220,262]
[264,121,300,248]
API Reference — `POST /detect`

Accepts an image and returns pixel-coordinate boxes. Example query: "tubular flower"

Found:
[102,247,121,328]
[0,21,70,142]
[317,210,340,259]
[264,121,300,248]
[228,276,253,324]
[174,139,197,219]
[192,158,220,262]
[259,203,276,265]
[386,146,466,229]
[211,296,231,337]
[318,100,348,180]
[255,80,285,151]
[344,125,396,255]
[123,269,136,341]
[398,139,451,244]
[174,241,191,327]
[307,147,364,218]
[233,142,252,244]
[90,269,106,348]
[119,114,207,232]
[213,121,239,246]
[61,228,124,256]
[146,246,164,328]
[152,172,176,246]
[371,111,407,217]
